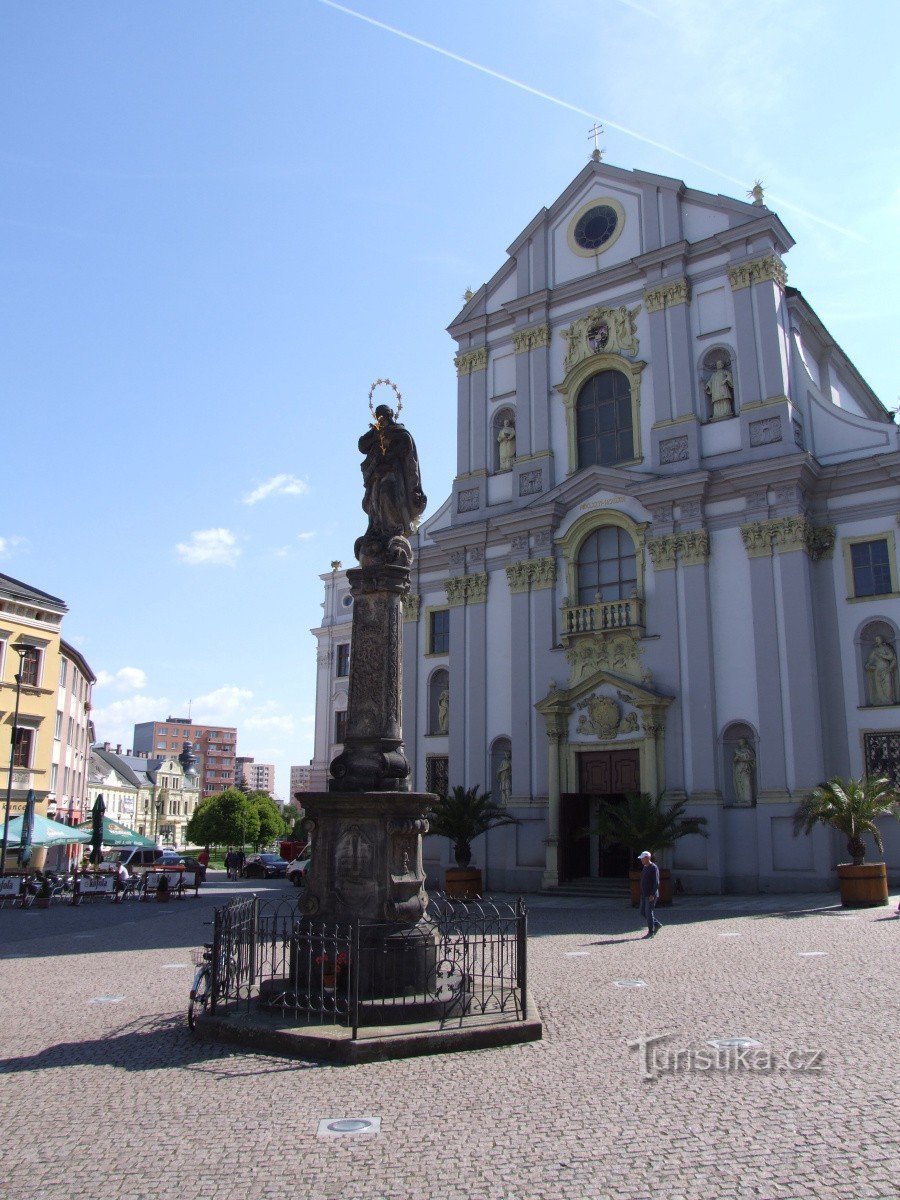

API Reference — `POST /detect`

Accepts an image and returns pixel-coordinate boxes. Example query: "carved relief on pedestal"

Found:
[333,823,378,913]
[660,435,689,464]
[561,304,640,372]
[566,633,643,685]
[458,487,481,512]
[519,469,544,496]
[749,416,783,446]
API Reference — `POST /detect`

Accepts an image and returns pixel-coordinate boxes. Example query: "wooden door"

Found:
[578,750,640,878]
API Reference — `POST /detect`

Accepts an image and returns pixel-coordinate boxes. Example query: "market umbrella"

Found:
[0,813,91,847]
[18,789,36,867]
[74,815,156,848]
[90,794,106,866]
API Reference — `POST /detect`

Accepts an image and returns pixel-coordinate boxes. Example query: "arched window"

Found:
[575,370,633,468]
[576,527,637,603]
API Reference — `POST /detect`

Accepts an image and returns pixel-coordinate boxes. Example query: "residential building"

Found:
[290,764,312,798]
[48,640,97,827]
[312,156,900,895]
[1,573,91,826]
[132,718,236,798]
[88,741,201,846]
[309,564,353,789]
[235,756,275,795]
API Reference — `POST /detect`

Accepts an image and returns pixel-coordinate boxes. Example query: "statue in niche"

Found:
[865,636,898,706]
[359,404,427,540]
[497,751,512,805]
[732,738,756,806]
[497,418,516,472]
[705,357,735,420]
[437,689,450,734]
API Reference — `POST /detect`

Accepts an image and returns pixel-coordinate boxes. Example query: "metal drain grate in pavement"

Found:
[317,1118,380,1137]
[707,1037,762,1050]
[613,979,647,988]
[88,996,125,1004]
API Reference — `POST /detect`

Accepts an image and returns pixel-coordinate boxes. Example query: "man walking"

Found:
[638,850,662,938]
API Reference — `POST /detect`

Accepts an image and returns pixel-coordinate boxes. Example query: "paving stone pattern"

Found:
[1,876,898,1200]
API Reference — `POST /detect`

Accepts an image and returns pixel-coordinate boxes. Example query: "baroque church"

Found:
[311,155,900,895]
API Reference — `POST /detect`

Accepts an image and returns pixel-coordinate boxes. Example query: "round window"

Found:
[573,204,619,251]
[341,594,353,608]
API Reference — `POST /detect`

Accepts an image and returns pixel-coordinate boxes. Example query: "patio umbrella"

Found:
[18,789,36,867]
[74,815,156,848]
[0,813,92,847]
[90,794,106,865]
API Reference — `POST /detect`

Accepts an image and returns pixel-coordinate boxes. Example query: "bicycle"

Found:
[188,936,238,1032]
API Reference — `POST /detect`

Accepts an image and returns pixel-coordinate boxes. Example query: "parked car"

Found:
[286,855,310,887]
[242,853,288,879]
[159,852,206,882]
[113,847,166,872]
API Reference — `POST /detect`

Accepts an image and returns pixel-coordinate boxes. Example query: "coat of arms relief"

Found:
[576,693,641,740]
[561,304,640,373]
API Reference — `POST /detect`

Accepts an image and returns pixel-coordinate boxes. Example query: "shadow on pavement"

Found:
[0,1014,320,1076]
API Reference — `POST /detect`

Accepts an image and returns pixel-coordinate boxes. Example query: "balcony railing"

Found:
[562,596,645,639]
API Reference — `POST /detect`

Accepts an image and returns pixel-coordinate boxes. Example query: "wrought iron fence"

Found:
[206,892,528,1034]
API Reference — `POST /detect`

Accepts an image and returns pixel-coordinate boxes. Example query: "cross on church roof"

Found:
[588,122,604,161]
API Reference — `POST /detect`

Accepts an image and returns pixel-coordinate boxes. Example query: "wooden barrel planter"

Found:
[444,868,482,900]
[837,863,888,907]
[629,868,672,907]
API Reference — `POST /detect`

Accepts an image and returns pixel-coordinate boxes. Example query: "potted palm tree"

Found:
[793,775,899,907]
[587,791,708,906]
[427,785,520,899]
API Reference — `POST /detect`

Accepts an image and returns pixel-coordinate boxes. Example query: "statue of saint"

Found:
[497,419,516,472]
[865,636,898,706]
[705,358,735,420]
[359,405,427,540]
[497,751,512,805]
[732,738,756,806]
[437,689,449,734]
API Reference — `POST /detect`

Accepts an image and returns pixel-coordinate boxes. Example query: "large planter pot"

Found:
[629,868,672,907]
[837,862,888,908]
[445,868,482,900]
[156,890,170,903]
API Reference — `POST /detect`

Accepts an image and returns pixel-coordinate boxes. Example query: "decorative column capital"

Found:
[646,534,678,571]
[741,516,835,560]
[643,278,691,313]
[506,556,557,593]
[677,529,710,567]
[445,573,489,607]
[512,324,550,355]
[454,346,488,376]
[728,254,787,292]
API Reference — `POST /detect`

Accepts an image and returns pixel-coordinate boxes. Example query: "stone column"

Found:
[542,731,561,889]
[678,532,717,795]
[741,522,787,796]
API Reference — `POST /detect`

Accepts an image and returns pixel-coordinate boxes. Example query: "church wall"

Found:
[548,181,644,288]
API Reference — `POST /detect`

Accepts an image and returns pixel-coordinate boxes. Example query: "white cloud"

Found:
[296,531,316,541]
[274,546,290,558]
[243,712,295,736]
[0,535,26,558]
[190,685,254,721]
[176,528,240,566]
[243,474,309,505]
[95,666,147,691]
[91,694,171,749]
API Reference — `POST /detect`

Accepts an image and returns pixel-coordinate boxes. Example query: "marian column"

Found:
[300,384,434,952]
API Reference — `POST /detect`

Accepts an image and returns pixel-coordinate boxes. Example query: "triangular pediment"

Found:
[567,668,672,707]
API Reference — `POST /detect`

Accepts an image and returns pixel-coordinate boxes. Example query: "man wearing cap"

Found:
[638,850,662,937]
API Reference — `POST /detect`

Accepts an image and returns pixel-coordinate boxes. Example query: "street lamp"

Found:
[1,642,34,876]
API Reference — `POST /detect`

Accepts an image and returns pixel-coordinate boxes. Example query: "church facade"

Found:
[315,158,900,894]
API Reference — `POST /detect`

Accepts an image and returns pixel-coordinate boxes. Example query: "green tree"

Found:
[427,785,519,867]
[185,795,218,848]
[793,775,899,865]
[248,791,289,849]
[586,791,708,856]
[186,789,260,849]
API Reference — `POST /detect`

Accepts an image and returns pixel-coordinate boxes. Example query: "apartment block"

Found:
[132,717,236,799]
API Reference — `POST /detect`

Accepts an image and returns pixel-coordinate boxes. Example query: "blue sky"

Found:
[3,0,898,799]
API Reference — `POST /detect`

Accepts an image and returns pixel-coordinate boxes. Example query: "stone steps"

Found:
[544,878,630,899]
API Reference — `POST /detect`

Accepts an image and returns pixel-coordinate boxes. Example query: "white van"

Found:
[113,847,165,871]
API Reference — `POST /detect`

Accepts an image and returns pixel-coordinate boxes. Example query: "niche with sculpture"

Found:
[491,737,512,806]
[721,722,757,806]
[700,347,736,421]
[428,668,450,735]
[493,408,517,473]
[860,621,898,707]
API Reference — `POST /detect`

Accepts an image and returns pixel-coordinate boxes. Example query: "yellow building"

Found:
[1,572,68,819]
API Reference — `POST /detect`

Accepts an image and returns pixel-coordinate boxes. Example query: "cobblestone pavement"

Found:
[1,874,898,1200]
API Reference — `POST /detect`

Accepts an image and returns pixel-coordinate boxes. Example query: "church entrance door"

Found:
[579,749,640,879]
